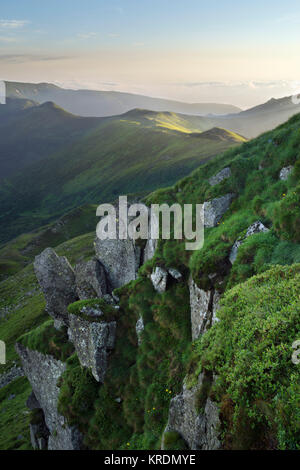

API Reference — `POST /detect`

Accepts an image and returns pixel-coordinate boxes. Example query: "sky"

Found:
[1,0,300,108]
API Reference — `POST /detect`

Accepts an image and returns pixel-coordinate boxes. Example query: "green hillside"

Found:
[0,99,101,180]
[0,107,245,245]
[0,112,299,450]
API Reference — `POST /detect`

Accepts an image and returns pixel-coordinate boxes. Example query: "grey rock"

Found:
[68,313,116,383]
[189,277,221,340]
[34,248,78,326]
[168,268,183,281]
[209,167,231,187]
[229,221,269,264]
[75,258,108,300]
[204,194,234,228]
[162,374,221,450]
[0,366,24,390]
[143,239,157,263]
[151,267,168,293]
[16,343,83,450]
[95,238,141,289]
[279,165,293,181]
[136,316,145,346]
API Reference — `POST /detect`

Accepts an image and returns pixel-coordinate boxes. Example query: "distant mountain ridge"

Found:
[5,81,241,117]
[0,99,245,244]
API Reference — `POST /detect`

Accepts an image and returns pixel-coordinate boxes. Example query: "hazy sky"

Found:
[1,0,300,107]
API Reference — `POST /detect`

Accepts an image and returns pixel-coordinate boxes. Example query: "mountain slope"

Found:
[0,108,245,244]
[213,95,300,138]
[6,81,241,117]
[1,112,299,450]
[0,99,101,180]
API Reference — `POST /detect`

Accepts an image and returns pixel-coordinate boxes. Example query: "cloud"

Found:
[0,53,72,63]
[0,19,29,29]
[0,36,18,43]
[108,33,120,38]
[77,32,97,39]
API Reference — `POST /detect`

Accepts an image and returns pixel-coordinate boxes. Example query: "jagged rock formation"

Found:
[68,311,116,383]
[189,277,221,340]
[34,248,78,327]
[279,165,293,181]
[151,267,168,293]
[204,194,234,228]
[15,343,83,450]
[209,167,231,187]
[95,238,141,289]
[230,221,269,264]
[162,373,221,450]
[75,258,108,299]
[150,266,183,293]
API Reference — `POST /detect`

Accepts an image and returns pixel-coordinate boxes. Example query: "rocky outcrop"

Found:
[162,373,221,450]
[34,248,78,327]
[151,267,168,293]
[209,168,231,187]
[229,221,269,264]
[15,343,83,450]
[168,268,183,281]
[279,165,293,181]
[204,194,234,228]
[95,239,141,289]
[75,258,108,300]
[189,277,221,340]
[68,312,116,383]
[150,267,183,293]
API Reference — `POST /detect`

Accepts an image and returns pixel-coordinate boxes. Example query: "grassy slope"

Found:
[0,109,244,245]
[1,113,300,451]
[0,230,96,449]
[0,99,101,180]
[60,112,300,450]
[0,204,98,280]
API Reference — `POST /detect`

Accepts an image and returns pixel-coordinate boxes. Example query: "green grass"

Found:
[0,204,97,281]
[0,377,32,450]
[189,265,300,450]
[0,108,244,245]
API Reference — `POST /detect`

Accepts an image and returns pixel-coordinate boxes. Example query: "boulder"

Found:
[95,239,141,289]
[75,258,108,300]
[151,267,168,293]
[204,194,234,228]
[279,166,293,181]
[168,268,183,281]
[162,374,221,450]
[34,248,78,326]
[209,167,231,187]
[68,310,116,383]
[16,343,83,450]
[229,221,269,264]
[189,277,221,340]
